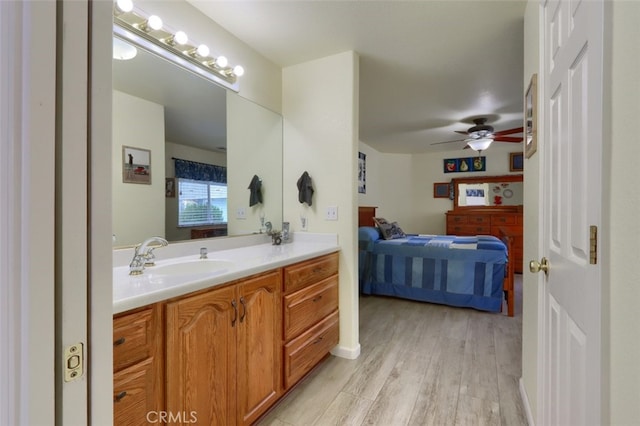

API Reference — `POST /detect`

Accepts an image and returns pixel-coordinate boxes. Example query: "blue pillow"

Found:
[358,226,381,242]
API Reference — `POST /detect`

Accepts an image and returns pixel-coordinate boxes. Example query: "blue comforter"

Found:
[358,227,507,313]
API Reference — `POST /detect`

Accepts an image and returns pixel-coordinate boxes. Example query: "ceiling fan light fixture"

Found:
[467,138,493,152]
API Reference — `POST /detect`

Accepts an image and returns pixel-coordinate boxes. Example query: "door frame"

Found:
[0,1,57,424]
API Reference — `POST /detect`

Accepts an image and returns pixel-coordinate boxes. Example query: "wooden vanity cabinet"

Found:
[282,252,339,389]
[113,304,163,426]
[165,270,282,426]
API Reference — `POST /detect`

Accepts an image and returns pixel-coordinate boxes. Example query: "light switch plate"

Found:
[325,206,338,221]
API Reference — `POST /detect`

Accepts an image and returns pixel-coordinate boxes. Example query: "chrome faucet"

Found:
[129,236,168,275]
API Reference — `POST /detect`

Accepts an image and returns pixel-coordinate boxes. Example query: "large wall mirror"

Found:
[452,174,523,209]
[112,29,283,247]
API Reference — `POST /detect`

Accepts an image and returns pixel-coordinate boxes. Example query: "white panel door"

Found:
[538,0,603,424]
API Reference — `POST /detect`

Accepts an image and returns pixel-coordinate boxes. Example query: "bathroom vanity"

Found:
[112,236,339,425]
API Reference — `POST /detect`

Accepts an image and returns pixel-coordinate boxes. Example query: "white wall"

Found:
[283,51,360,358]
[521,1,540,421]
[607,1,640,423]
[227,93,283,236]
[138,0,282,113]
[112,90,166,246]
[357,142,413,229]
[164,142,227,241]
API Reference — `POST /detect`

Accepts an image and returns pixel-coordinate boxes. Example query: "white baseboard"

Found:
[519,377,535,426]
[330,343,361,360]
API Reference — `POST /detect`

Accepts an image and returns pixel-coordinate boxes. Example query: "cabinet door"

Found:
[166,285,237,426]
[236,271,282,426]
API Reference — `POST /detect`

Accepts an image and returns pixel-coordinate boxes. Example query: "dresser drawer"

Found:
[448,225,491,235]
[469,215,491,225]
[447,215,468,225]
[283,310,339,389]
[113,308,154,372]
[492,215,517,226]
[284,276,338,341]
[284,252,339,294]
[113,357,155,426]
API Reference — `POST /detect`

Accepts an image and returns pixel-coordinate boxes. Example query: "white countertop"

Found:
[113,233,339,314]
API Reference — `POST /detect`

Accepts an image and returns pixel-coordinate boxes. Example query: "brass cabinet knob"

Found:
[529,257,549,276]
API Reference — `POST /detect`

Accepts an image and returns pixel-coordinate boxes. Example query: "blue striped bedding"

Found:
[358,227,507,313]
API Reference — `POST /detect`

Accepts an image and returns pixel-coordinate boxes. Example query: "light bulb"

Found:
[466,138,493,152]
[113,37,137,60]
[196,44,210,57]
[233,65,245,77]
[173,31,188,45]
[146,15,162,31]
[115,0,133,13]
[216,56,228,68]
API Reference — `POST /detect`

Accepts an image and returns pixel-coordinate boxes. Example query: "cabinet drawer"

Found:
[284,252,339,294]
[469,215,491,225]
[448,225,491,235]
[447,215,468,224]
[284,310,339,389]
[113,357,156,426]
[113,308,153,372]
[492,215,517,225]
[284,276,338,341]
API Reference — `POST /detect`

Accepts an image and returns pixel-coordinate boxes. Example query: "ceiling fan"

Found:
[431,117,523,152]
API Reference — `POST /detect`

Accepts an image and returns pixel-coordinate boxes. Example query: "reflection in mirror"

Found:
[112,33,282,247]
[453,175,523,208]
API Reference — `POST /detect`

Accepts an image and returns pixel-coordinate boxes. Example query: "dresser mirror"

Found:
[452,175,523,209]
[112,29,282,247]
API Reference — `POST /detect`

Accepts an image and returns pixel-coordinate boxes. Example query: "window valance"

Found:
[173,158,227,184]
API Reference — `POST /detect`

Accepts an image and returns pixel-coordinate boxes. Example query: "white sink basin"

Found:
[149,259,234,276]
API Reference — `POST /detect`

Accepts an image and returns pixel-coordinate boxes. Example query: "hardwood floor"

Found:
[258,275,526,426]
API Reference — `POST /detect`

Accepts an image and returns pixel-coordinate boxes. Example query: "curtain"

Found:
[173,158,226,183]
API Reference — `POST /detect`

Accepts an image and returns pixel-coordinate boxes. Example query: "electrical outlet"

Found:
[236,207,246,219]
[300,216,308,230]
[325,206,338,221]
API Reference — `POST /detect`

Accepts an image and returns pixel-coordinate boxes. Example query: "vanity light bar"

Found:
[113,3,243,91]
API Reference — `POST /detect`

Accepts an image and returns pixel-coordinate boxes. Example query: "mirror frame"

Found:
[451,174,523,209]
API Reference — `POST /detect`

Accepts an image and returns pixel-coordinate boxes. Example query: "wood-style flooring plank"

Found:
[360,361,424,425]
[312,392,373,426]
[408,335,465,426]
[454,395,501,426]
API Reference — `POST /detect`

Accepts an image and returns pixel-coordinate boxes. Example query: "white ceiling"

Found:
[189,0,527,154]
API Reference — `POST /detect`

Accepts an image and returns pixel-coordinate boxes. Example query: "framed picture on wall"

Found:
[358,152,366,194]
[525,74,538,158]
[122,146,151,184]
[510,152,524,172]
[165,177,176,197]
[433,182,450,198]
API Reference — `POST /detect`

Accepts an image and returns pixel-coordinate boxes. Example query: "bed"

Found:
[357,209,515,316]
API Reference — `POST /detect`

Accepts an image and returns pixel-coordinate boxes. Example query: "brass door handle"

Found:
[529,257,549,276]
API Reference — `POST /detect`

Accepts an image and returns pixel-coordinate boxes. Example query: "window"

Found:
[178,178,227,227]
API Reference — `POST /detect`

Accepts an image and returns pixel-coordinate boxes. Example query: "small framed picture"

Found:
[525,74,538,158]
[433,182,450,198]
[510,152,524,172]
[123,146,151,184]
[165,177,176,197]
[358,152,366,194]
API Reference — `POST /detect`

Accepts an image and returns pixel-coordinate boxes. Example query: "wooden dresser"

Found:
[446,207,523,273]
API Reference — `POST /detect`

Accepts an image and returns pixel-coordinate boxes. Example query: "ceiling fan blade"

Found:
[430,138,467,145]
[454,130,469,135]
[494,136,523,143]
[493,126,524,136]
